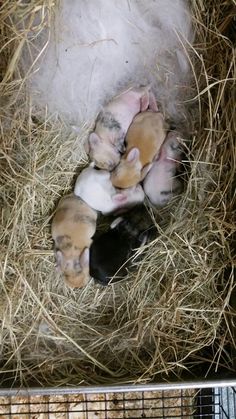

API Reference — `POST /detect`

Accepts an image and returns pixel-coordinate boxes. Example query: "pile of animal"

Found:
[51,86,184,288]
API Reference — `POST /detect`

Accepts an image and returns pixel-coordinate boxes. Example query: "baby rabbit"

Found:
[143,131,183,207]
[51,194,97,288]
[87,86,158,171]
[90,205,157,285]
[74,164,145,215]
[111,111,168,188]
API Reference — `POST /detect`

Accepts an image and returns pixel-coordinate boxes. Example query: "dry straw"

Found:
[0,1,235,387]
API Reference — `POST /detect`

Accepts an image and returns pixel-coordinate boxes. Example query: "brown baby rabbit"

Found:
[51,194,97,288]
[111,111,168,188]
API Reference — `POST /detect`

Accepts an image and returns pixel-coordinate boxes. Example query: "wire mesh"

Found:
[0,386,235,418]
[214,387,236,419]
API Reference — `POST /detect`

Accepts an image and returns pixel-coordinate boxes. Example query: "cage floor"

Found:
[0,386,235,419]
[0,389,197,418]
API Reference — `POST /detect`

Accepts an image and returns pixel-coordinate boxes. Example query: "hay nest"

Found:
[0,1,235,387]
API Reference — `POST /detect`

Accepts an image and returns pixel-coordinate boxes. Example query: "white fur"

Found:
[74,166,144,214]
[24,0,193,124]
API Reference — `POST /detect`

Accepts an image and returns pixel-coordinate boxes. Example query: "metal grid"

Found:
[0,390,194,418]
[0,385,235,418]
[214,387,236,419]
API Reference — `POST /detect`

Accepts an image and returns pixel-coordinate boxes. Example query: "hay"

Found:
[0,0,235,387]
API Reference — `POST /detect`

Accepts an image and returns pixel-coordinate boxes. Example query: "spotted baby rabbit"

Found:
[51,194,97,288]
[111,111,168,188]
[143,131,183,207]
[74,164,144,215]
[90,205,157,285]
[87,86,158,171]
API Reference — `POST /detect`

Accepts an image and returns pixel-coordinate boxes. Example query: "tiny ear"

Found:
[141,163,153,180]
[140,92,149,111]
[148,90,159,111]
[80,247,90,268]
[113,193,127,203]
[127,148,140,163]
[89,132,100,148]
[55,249,63,270]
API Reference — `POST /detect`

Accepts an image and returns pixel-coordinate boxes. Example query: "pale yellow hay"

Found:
[0,0,235,387]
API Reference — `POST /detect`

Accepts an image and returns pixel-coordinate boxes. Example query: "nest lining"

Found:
[0,0,235,387]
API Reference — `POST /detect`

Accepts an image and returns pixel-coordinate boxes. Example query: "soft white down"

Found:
[25,0,194,125]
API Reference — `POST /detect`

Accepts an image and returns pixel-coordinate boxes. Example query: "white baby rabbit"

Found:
[74,164,145,215]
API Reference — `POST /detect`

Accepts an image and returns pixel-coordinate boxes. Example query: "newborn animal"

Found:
[74,165,145,215]
[111,111,168,188]
[51,194,97,288]
[143,131,183,207]
[90,205,157,285]
[87,86,158,170]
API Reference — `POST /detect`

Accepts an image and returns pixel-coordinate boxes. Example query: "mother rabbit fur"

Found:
[24,0,193,124]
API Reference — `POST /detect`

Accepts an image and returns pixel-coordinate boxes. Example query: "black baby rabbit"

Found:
[89,205,157,285]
